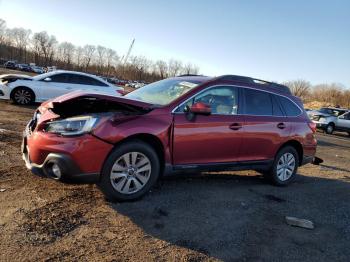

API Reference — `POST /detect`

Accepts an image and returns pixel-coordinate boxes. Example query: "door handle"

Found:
[277,123,286,129]
[229,123,242,130]
[65,87,73,90]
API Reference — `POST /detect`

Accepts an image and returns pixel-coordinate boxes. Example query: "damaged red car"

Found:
[22,75,317,201]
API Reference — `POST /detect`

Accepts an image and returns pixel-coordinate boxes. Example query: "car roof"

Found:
[173,74,292,95]
[171,75,213,83]
[34,70,112,86]
[320,107,348,111]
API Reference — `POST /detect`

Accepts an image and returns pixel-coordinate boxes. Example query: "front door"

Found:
[337,112,350,132]
[172,86,244,165]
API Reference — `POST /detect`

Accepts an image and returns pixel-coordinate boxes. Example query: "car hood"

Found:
[307,110,333,117]
[39,91,155,119]
[0,74,33,84]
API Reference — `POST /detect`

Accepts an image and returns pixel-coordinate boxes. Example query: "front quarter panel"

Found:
[92,111,173,162]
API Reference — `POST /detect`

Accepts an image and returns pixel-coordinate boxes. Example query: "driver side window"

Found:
[343,113,350,120]
[176,86,239,115]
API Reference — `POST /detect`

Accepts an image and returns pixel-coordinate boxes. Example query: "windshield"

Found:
[125,78,201,105]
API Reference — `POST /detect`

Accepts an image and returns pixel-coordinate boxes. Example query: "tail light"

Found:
[308,122,317,133]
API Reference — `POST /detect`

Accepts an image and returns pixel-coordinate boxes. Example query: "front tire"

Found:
[264,146,299,186]
[325,123,334,134]
[11,87,35,105]
[98,140,160,202]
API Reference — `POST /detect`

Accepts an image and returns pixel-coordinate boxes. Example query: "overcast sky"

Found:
[1,0,349,86]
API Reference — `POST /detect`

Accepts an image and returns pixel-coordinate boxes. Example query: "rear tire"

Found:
[264,146,299,186]
[325,123,334,134]
[98,140,160,202]
[11,87,35,105]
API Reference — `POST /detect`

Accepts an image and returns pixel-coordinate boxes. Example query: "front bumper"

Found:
[0,84,10,100]
[22,121,113,183]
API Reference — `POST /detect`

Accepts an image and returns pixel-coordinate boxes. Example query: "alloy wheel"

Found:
[14,89,32,104]
[276,152,296,181]
[110,152,151,194]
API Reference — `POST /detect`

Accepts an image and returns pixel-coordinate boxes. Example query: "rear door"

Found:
[239,89,293,161]
[172,85,244,165]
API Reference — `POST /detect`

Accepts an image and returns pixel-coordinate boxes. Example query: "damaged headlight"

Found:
[45,116,98,136]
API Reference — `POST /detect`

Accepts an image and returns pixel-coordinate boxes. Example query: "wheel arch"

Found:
[10,86,36,102]
[110,133,165,175]
[277,140,303,166]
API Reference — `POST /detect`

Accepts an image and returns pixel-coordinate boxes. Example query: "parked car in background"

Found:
[30,65,45,74]
[4,61,17,70]
[47,66,56,72]
[16,64,33,72]
[309,107,350,135]
[22,74,317,201]
[0,70,124,105]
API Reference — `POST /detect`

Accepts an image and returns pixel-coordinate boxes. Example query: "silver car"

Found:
[308,107,350,135]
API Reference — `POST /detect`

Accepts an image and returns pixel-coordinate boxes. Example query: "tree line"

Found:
[0,18,199,82]
[284,80,350,108]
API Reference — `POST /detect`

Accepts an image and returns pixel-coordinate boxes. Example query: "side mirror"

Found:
[44,77,51,82]
[189,102,211,115]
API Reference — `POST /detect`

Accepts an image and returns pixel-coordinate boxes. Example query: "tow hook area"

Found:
[312,156,324,165]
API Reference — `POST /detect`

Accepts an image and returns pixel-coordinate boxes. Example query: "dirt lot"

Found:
[1,100,350,262]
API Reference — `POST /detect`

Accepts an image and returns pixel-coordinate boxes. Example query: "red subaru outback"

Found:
[22,75,317,201]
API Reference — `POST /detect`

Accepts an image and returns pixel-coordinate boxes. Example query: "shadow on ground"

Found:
[111,172,350,261]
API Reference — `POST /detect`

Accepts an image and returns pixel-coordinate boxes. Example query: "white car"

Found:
[0,70,124,105]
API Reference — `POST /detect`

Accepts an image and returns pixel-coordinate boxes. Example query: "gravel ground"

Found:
[0,100,350,262]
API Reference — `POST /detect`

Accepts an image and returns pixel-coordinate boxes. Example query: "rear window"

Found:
[278,96,301,117]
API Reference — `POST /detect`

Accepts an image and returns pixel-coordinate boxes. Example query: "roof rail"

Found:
[176,74,204,77]
[218,75,291,95]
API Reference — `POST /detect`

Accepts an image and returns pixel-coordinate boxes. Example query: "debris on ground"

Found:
[285,216,314,229]
[0,188,7,192]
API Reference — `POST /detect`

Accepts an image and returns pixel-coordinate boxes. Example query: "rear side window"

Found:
[50,73,68,83]
[278,96,302,117]
[67,74,108,86]
[271,95,284,116]
[243,89,272,116]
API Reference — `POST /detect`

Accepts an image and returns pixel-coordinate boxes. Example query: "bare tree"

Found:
[155,60,168,78]
[75,46,84,68]
[32,31,57,65]
[168,59,182,76]
[130,56,151,80]
[82,45,96,69]
[283,80,311,98]
[0,19,6,45]
[58,41,75,66]
[183,62,199,75]
[10,28,31,62]
[105,48,119,76]
[96,45,107,74]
